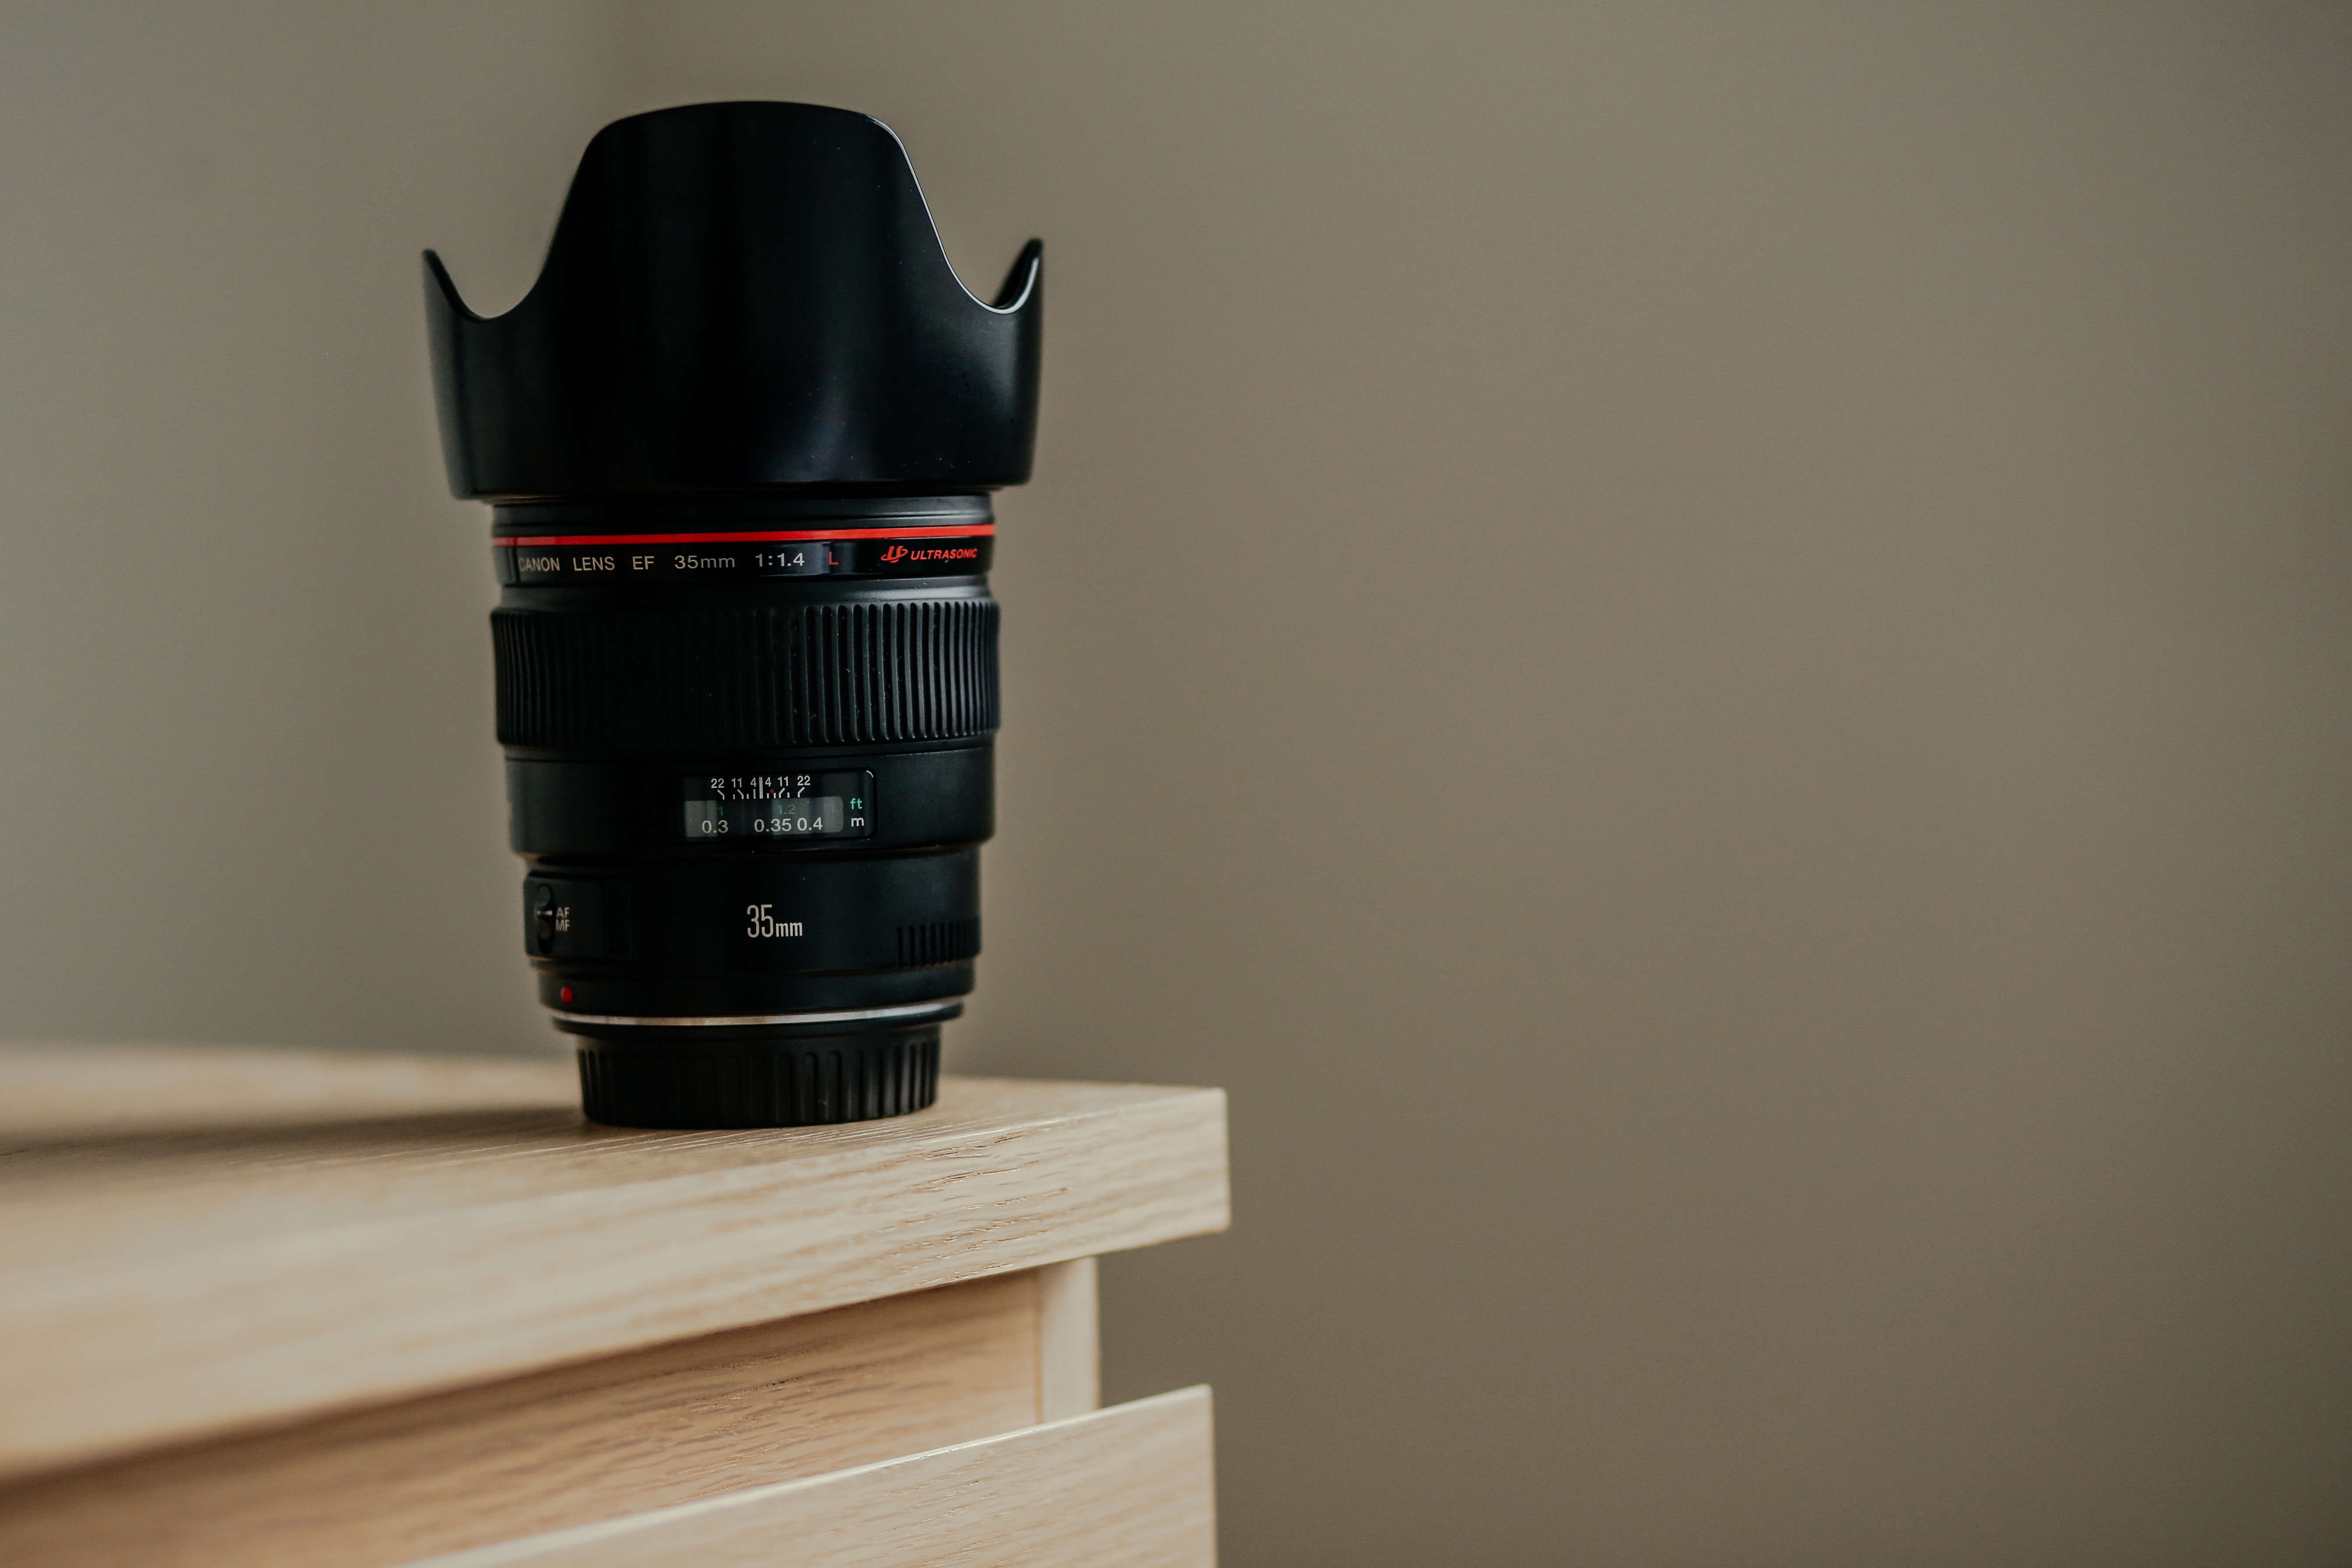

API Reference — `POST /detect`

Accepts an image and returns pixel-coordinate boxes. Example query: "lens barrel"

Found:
[497,494,996,1127]
[425,103,1041,1128]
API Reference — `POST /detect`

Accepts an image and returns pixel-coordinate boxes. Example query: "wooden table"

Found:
[0,1042,1229,1566]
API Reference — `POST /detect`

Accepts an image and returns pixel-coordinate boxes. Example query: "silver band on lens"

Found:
[548,998,962,1029]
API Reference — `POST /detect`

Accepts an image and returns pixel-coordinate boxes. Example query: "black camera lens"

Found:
[424,103,1041,1129]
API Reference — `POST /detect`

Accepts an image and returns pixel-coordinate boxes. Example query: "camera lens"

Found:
[424,103,1041,1128]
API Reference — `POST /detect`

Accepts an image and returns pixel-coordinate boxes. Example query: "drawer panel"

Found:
[0,1273,1046,1568]
[407,1387,1215,1568]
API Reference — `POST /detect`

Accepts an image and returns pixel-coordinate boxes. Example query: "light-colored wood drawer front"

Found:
[0,1269,1085,1568]
[408,1387,1216,1568]
[0,1258,1145,1568]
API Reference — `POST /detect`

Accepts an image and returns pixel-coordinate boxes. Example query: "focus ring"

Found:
[493,599,999,750]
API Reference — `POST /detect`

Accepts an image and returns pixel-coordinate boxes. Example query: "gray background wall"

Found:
[4,4,2349,1563]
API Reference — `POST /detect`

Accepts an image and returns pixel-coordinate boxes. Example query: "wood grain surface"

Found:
[0,1272,1048,1568]
[404,1388,1218,1568]
[0,1042,1228,1478]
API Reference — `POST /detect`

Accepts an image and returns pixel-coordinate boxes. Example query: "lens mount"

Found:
[550,998,965,1030]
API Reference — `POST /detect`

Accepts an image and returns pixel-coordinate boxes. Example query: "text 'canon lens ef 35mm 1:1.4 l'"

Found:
[424,102,1042,1129]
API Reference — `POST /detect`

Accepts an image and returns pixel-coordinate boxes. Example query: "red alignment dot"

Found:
[559,986,574,1003]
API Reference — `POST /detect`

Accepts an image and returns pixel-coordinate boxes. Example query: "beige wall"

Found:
[0,2,612,1051]
[5,3,2350,1562]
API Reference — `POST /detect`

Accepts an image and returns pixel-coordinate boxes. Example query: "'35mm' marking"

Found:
[745,904,804,939]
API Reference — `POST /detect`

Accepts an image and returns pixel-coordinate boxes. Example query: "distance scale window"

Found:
[681,771,874,842]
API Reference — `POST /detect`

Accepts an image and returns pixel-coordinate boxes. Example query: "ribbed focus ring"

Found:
[494,598,999,750]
